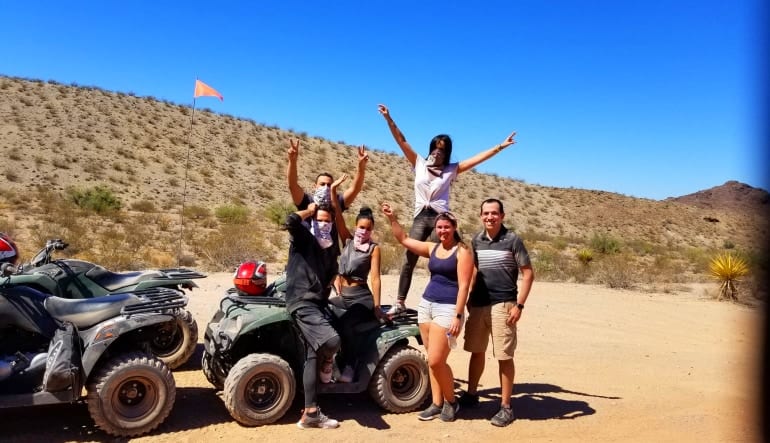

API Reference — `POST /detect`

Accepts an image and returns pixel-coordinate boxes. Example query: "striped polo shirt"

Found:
[469,225,531,307]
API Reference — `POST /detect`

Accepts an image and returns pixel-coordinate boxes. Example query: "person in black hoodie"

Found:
[284,202,343,429]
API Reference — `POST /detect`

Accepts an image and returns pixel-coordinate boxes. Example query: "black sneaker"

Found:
[458,391,479,407]
[297,409,340,429]
[490,406,514,427]
[417,403,443,421]
[439,400,460,422]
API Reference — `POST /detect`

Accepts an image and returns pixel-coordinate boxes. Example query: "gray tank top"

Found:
[339,239,376,283]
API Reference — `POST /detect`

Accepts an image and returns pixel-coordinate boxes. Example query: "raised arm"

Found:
[457,131,517,174]
[342,145,368,208]
[378,104,418,167]
[286,138,305,206]
[370,245,383,319]
[330,174,352,242]
[381,202,432,258]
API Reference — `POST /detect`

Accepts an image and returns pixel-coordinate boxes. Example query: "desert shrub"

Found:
[199,224,273,270]
[215,204,249,224]
[183,204,210,219]
[594,254,637,289]
[4,169,19,182]
[130,199,156,213]
[263,200,295,226]
[530,246,569,281]
[590,232,621,254]
[576,248,593,265]
[67,185,122,214]
[684,247,711,273]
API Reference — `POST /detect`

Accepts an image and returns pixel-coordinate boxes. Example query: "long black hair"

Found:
[429,134,453,165]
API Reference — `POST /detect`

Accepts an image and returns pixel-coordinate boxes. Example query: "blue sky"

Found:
[1,1,766,200]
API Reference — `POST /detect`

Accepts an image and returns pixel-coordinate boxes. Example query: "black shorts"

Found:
[292,304,339,351]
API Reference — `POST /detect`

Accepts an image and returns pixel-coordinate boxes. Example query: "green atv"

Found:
[202,275,430,426]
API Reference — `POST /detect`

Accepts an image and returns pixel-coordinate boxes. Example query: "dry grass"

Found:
[0,76,767,300]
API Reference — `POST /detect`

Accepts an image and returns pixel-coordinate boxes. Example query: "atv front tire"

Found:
[369,345,430,413]
[86,352,175,437]
[223,353,295,426]
[150,309,198,369]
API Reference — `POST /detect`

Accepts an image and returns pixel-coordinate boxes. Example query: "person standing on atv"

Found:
[381,202,472,422]
[284,202,346,429]
[286,137,369,256]
[377,104,517,316]
[328,175,384,383]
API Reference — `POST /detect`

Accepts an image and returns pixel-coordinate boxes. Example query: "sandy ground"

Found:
[0,272,764,442]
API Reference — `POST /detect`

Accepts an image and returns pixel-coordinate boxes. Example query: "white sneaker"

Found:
[297,409,340,429]
[338,365,354,383]
[386,301,406,315]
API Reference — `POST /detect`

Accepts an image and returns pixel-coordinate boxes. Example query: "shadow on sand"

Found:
[452,380,619,421]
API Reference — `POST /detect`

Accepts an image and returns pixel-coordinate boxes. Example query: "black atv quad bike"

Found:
[0,284,186,437]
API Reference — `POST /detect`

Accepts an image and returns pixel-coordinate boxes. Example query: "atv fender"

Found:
[79,313,177,376]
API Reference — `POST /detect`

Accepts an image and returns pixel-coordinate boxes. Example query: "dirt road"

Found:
[0,274,763,442]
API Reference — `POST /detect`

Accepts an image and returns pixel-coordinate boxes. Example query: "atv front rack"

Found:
[225,290,287,307]
[158,268,207,279]
[120,287,188,315]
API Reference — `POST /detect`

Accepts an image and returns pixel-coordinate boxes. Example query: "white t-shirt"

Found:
[413,155,459,217]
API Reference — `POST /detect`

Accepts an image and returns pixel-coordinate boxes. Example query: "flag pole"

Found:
[177,92,197,267]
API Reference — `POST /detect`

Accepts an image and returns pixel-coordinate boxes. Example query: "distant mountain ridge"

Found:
[667,180,770,212]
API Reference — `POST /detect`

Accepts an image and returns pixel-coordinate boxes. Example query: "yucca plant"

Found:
[709,252,749,301]
[576,248,594,265]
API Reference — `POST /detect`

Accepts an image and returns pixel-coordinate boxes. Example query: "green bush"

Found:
[590,232,621,254]
[263,200,295,226]
[215,204,249,224]
[67,185,122,214]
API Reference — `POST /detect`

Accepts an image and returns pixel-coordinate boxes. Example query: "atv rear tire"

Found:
[223,353,295,426]
[369,345,429,413]
[202,351,225,391]
[86,352,175,437]
[149,309,198,369]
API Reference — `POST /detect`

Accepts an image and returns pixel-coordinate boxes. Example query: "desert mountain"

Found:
[667,180,769,213]
[0,75,766,286]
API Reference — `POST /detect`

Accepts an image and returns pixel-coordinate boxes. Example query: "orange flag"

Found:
[193,79,223,101]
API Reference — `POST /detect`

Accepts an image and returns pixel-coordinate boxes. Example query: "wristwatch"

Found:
[515,303,525,310]
[455,313,463,319]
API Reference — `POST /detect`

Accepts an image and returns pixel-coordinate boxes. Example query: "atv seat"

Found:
[44,292,139,329]
[84,266,164,292]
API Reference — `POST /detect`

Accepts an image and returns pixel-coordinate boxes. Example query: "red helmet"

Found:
[0,233,18,265]
[233,261,267,295]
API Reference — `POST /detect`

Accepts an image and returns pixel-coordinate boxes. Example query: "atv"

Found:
[0,284,186,437]
[202,277,430,426]
[6,238,205,369]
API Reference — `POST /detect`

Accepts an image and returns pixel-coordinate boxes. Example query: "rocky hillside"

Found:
[0,75,766,291]
[668,180,770,212]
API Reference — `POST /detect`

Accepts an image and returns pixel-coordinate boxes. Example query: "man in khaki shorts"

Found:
[460,198,534,427]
